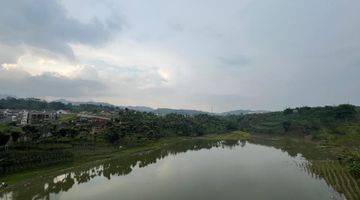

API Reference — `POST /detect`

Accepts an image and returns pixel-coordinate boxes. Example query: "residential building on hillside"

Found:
[56,110,69,115]
[20,111,29,125]
[21,111,58,125]
[1,109,61,125]
[0,109,24,123]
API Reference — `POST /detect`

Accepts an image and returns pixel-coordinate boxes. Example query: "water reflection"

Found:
[1,138,358,200]
[249,137,360,200]
[0,139,244,200]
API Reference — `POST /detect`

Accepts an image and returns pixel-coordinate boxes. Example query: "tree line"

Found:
[105,109,240,144]
[0,97,116,112]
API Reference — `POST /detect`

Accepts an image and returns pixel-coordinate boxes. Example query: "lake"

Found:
[1,138,358,200]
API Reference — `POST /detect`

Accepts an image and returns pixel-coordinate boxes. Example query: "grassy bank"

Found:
[204,131,250,140]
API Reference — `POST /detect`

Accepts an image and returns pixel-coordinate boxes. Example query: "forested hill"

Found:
[1,96,359,137]
[0,97,215,116]
[153,108,208,116]
[219,109,268,115]
[0,97,116,112]
[238,104,360,140]
[54,99,154,112]
[237,104,360,177]
[0,97,210,115]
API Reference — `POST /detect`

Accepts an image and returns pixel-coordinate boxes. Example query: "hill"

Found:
[238,104,360,141]
[1,96,265,116]
[153,108,209,116]
[220,109,268,116]
[54,99,154,112]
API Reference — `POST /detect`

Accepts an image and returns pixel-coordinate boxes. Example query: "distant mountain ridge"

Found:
[1,96,263,115]
[54,99,154,112]
[153,108,209,116]
[54,99,211,115]
[55,99,267,115]
[55,99,115,107]
[0,94,17,99]
[219,109,268,115]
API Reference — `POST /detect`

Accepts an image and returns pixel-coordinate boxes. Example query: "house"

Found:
[0,109,23,123]
[11,116,17,122]
[56,110,69,115]
[21,111,58,125]
[20,111,29,125]
[29,111,58,124]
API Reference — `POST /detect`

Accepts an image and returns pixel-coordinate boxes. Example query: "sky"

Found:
[0,0,359,112]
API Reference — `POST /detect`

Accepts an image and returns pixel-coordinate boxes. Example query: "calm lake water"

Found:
[0,139,354,200]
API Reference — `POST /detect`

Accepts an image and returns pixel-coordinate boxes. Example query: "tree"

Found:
[225,120,238,131]
[334,104,356,120]
[56,128,79,137]
[0,132,10,146]
[106,132,120,144]
[22,125,39,140]
[10,131,21,143]
[282,121,291,132]
[298,106,311,114]
[283,108,293,115]
[22,125,38,135]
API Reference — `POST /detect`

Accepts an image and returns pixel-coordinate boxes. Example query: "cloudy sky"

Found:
[0,0,359,112]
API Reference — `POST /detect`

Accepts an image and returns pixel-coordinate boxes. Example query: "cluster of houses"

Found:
[0,109,69,125]
[0,109,113,140]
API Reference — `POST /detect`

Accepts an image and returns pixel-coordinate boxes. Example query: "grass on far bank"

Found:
[204,131,250,141]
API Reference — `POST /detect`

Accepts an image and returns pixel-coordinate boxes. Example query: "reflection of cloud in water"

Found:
[1,138,354,200]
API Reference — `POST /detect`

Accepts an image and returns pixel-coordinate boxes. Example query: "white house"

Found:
[56,110,69,115]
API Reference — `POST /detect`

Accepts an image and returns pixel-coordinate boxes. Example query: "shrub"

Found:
[345,151,360,177]
[106,132,120,144]
[282,121,291,132]
[0,132,10,146]
[283,108,293,115]
[335,104,357,120]
[10,131,21,142]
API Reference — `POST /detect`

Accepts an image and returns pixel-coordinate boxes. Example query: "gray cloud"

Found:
[0,44,24,64]
[0,0,122,61]
[86,60,167,86]
[0,66,107,98]
[1,0,360,111]
[217,55,251,68]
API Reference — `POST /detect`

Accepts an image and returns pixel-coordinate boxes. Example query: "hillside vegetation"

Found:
[237,104,360,177]
[238,104,359,139]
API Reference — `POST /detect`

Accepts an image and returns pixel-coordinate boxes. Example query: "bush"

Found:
[345,151,360,177]
[335,104,357,120]
[106,132,120,144]
[0,132,10,146]
[283,108,293,115]
[10,131,21,142]
[282,121,291,132]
